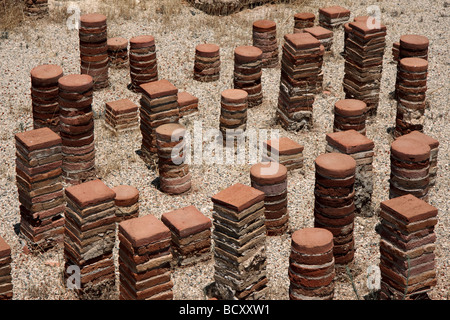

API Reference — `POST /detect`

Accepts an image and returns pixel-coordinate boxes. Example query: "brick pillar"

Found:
[0,236,13,300]
[24,0,48,17]
[112,185,139,222]
[293,12,315,33]
[252,20,278,68]
[263,137,305,173]
[219,89,248,147]
[104,98,139,133]
[107,37,128,68]
[303,26,333,52]
[194,43,220,82]
[129,35,158,92]
[333,99,367,135]
[318,6,350,29]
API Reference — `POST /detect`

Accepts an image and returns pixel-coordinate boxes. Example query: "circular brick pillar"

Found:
[129,35,158,92]
[333,99,367,135]
[219,89,248,146]
[293,12,315,33]
[194,43,220,82]
[107,37,128,68]
[112,185,139,222]
[252,20,278,68]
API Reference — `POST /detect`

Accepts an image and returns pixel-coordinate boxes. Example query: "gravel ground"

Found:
[0,0,448,300]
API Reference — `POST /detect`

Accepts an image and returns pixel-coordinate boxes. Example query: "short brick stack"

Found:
[314,153,356,265]
[318,6,351,29]
[30,64,64,133]
[325,130,374,215]
[394,57,429,137]
[389,138,431,201]
[379,194,438,300]
[233,46,263,108]
[398,35,429,61]
[79,13,109,90]
[58,74,96,185]
[333,99,367,135]
[112,185,140,222]
[104,98,139,133]
[193,43,220,82]
[118,214,173,300]
[219,89,248,146]
[303,26,333,51]
[343,21,387,116]
[129,35,158,92]
[156,123,191,195]
[250,162,289,236]
[24,0,48,16]
[252,20,279,68]
[293,12,315,33]
[395,131,439,187]
[161,205,212,267]
[177,91,199,117]
[139,79,180,159]
[0,236,13,300]
[277,33,322,130]
[107,37,128,68]
[64,179,116,295]
[289,228,335,300]
[211,183,268,300]
[262,137,305,172]
[15,127,65,249]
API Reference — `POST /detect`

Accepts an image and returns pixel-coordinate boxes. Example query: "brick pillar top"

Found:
[112,185,139,207]
[65,179,116,208]
[291,227,334,255]
[399,57,428,72]
[319,6,350,18]
[161,205,212,238]
[15,127,61,151]
[334,99,367,116]
[107,37,128,50]
[315,153,356,178]
[221,88,248,103]
[0,236,11,258]
[58,74,93,92]
[139,79,177,98]
[250,162,287,185]
[284,32,321,49]
[380,194,437,224]
[30,64,63,86]
[211,183,265,212]
[80,13,107,27]
[400,34,429,51]
[130,35,155,48]
[119,214,171,248]
[294,12,315,21]
[253,19,276,32]
[326,130,374,154]
[234,45,263,63]
[391,139,430,162]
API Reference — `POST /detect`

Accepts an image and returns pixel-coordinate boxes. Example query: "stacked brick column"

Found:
[343,16,370,55]
[314,153,356,265]
[343,21,387,116]
[15,127,65,249]
[318,6,350,29]
[58,74,96,185]
[129,35,158,92]
[398,35,429,61]
[394,57,428,137]
[161,205,212,267]
[219,89,248,146]
[0,236,13,300]
[277,33,322,130]
[303,26,333,52]
[289,228,335,300]
[250,162,289,236]
[30,64,64,133]
[156,123,191,195]
[112,185,139,222]
[64,179,116,295]
[333,99,367,135]
[263,137,304,172]
[211,183,268,300]
[233,46,263,108]
[325,130,375,215]
[139,79,180,159]
[252,20,278,68]
[389,138,430,201]
[104,98,139,133]
[24,0,48,16]
[79,13,109,90]
[177,91,199,117]
[379,194,437,300]
[107,37,128,68]
[193,43,220,82]
[293,12,315,33]
[118,214,173,300]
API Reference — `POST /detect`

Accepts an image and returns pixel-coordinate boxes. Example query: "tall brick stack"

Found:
[250,162,289,236]
[156,123,191,195]
[289,228,335,300]
[234,45,263,108]
[303,26,333,52]
[79,13,109,90]
[325,130,375,215]
[139,79,180,159]
[177,91,199,117]
[277,33,322,130]
[379,194,438,300]
[219,89,248,146]
[210,183,268,300]
[343,16,370,55]
[112,185,140,222]
[394,57,429,137]
[314,153,356,265]
[0,236,13,300]
[343,21,387,116]
[24,0,48,16]
[118,214,173,300]
[107,37,128,68]
[161,205,212,267]
[64,179,116,295]
[104,98,139,133]
[389,138,430,201]
[129,35,158,92]
[252,20,279,68]
[318,6,350,29]
[58,74,96,185]
[15,127,65,249]
[262,137,305,172]
[194,43,221,82]
[293,12,315,33]
[333,99,368,135]
[30,64,64,133]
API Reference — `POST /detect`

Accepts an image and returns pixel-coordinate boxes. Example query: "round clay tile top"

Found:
[195,43,220,57]
[253,19,276,32]
[234,45,263,63]
[155,123,186,141]
[112,185,139,207]
[30,64,63,86]
[107,37,128,50]
[221,89,248,104]
[294,12,315,20]
[391,138,430,162]
[58,74,93,92]
[400,34,429,51]
[315,153,356,178]
[250,162,287,185]
[334,99,367,116]
[80,13,107,27]
[291,227,334,255]
[130,35,155,48]
[399,57,428,72]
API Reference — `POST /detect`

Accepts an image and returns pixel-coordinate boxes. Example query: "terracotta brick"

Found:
[15,127,61,151]
[119,214,170,248]
[211,183,265,212]
[380,194,437,224]
[161,205,211,238]
[326,130,374,154]
[112,185,139,207]
[139,79,177,99]
[315,153,356,178]
[291,228,333,255]
[65,179,116,208]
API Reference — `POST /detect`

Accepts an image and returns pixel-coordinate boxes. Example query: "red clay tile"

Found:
[291,227,334,255]
[30,64,63,86]
[221,88,248,104]
[349,21,387,34]
[380,194,437,223]
[161,205,211,238]
[107,37,128,50]
[334,99,367,116]
[303,26,333,39]
[284,32,321,50]
[326,130,374,154]
[315,153,356,178]
[106,99,138,115]
[177,91,198,107]
[250,162,287,185]
[399,57,428,72]
[400,34,429,51]
[155,123,186,141]
[195,43,220,57]
[391,138,430,162]
[58,74,93,92]
[264,137,304,155]
[112,185,139,207]
[65,179,116,208]
[139,79,177,99]
[253,19,276,32]
[15,127,61,151]
[129,35,155,48]
[397,131,439,149]
[119,214,170,248]
[234,45,263,63]
[294,12,315,21]
[80,13,107,27]
[211,183,265,212]
[319,6,350,18]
